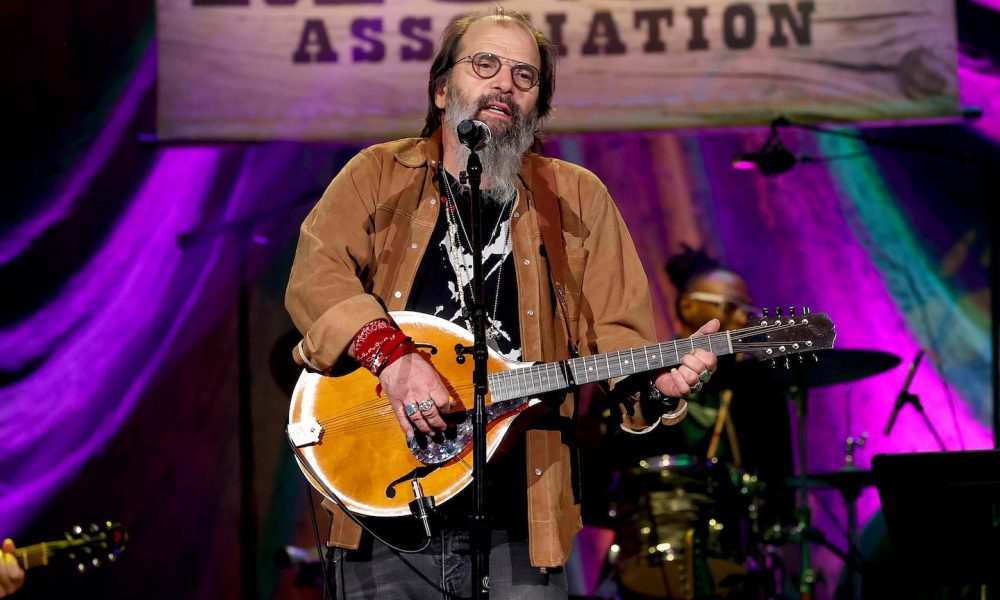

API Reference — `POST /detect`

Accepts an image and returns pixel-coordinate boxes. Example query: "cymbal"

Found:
[730,348,901,388]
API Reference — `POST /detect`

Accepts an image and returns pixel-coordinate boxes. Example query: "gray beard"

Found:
[444,88,539,205]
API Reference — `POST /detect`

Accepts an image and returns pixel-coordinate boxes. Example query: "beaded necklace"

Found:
[440,169,514,340]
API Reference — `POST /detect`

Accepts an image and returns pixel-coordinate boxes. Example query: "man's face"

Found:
[435,19,542,138]
[680,271,756,332]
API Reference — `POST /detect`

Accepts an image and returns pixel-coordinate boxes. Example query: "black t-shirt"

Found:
[407,173,522,361]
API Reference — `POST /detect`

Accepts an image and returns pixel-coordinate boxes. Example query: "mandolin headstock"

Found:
[731,309,836,363]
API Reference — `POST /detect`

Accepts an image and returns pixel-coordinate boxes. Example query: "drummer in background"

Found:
[606,244,796,537]
[671,245,793,523]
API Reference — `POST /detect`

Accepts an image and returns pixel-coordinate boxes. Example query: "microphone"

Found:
[457,119,492,151]
[883,349,924,436]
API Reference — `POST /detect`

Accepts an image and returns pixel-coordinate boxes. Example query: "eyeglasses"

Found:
[686,291,758,316]
[453,52,541,91]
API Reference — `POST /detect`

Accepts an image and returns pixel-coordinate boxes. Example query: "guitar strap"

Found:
[532,162,581,358]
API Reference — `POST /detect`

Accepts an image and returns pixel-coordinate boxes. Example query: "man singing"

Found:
[286,8,719,599]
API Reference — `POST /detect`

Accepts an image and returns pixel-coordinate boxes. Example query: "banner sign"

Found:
[156,0,959,141]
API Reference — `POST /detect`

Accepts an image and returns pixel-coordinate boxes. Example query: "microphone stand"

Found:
[894,390,948,451]
[460,149,491,599]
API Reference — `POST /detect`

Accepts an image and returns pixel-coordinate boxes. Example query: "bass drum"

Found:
[608,454,757,599]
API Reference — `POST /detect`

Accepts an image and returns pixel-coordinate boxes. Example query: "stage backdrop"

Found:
[157,0,960,140]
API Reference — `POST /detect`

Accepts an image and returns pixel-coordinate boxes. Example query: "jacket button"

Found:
[526,309,534,317]
[429,198,437,205]
[534,468,543,476]
[410,243,418,249]
[394,291,402,299]
[513,211,520,218]
[522,259,530,266]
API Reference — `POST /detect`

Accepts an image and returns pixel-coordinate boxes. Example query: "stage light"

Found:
[731,122,798,176]
[731,145,797,175]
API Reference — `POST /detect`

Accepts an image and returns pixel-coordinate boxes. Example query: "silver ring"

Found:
[690,381,703,393]
[404,403,419,417]
[418,399,434,412]
[699,369,711,383]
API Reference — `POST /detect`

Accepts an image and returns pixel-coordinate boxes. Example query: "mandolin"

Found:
[288,310,835,517]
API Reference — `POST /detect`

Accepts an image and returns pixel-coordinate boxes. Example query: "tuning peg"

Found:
[762,307,769,318]
[72,525,83,535]
[76,563,87,574]
[803,306,810,314]
[783,357,791,369]
[91,557,102,568]
[775,307,783,317]
[107,553,118,563]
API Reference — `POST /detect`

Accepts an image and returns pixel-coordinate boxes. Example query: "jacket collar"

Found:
[394,129,443,170]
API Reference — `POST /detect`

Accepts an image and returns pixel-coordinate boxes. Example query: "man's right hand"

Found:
[379,353,453,438]
[0,539,25,598]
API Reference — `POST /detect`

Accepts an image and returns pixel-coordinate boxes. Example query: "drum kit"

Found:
[602,348,902,600]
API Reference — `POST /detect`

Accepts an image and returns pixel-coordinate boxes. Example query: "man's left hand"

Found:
[653,318,720,398]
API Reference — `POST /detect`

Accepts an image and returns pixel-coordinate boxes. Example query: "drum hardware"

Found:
[777,348,900,600]
[842,429,868,598]
[786,467,875,599]
[844,432,868,468]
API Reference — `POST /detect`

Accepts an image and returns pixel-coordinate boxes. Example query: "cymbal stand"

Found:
[789,385,817,600]
[841,432,868,600]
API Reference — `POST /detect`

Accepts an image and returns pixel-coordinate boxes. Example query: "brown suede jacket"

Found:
[285,130,661,567]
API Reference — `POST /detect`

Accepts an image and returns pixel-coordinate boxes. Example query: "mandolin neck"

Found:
[489,331,733,401]
[14,541,63,570]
